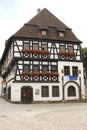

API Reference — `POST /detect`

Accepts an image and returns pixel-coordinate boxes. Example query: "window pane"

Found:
[64,66,70,75]
[33,65,39,72]
[41,86,49,97]
[52,86,59,97]
[42,30,47,35]
[68,86,76,97]
[60,45,66,52]
[24,43,29,49]
[68,46,73,53]
[59,32,64,37]
[42,44,47,50]
[33,43,38,50]
[42,65,48,72]
[51,66,57,72]
[24,65,30,72]
[72,67,78,76]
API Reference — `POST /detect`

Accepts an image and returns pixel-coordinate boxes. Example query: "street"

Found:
[0,98,87,130]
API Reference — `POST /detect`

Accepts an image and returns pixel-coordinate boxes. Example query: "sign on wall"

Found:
[66,76,78,80]
[69,76,78,80]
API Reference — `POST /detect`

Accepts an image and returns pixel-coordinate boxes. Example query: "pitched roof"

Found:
[14,8,81,42]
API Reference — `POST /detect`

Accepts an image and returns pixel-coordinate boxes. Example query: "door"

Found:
[21,86,33,103]
[8,87,11,100]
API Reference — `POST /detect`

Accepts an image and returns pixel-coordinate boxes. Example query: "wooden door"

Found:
[21,87,33,103]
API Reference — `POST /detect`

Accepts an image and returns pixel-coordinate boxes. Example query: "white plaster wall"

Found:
[79,63,85,99]
[11,86,21,101]
[9,82,63,102]
[32,83,62,101]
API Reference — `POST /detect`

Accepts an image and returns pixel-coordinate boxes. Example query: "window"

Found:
[24,65,30,72]
[24,43,30,49]
[68,46,74,53]
[42,65,49,72]
[52,86,59,97]
[42,43,47,50]
[51,65,57,72]
[72,67,78,76]
[68,86,76,97]
[64,66,70,75]
[60,45,66,52]
[33,65,39,72]
[59,32,64,37]
[33,43,38,50]
[41,86,49,97]
[42,30,47,35]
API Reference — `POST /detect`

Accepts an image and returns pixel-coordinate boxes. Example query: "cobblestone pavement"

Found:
[0,98,87,130]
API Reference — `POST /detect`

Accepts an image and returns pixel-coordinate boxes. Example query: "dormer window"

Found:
[59,32,64,37]
[41,30,47,35]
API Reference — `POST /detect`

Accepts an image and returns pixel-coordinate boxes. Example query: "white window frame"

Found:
[42,30,47,35]
[59,32,64,37]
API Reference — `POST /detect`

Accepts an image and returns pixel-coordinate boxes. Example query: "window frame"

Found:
[72,66,78,76]
[51,65,58,73]
[41,30,47,35]
[24,42,30,49]
[60,44,66,52]
[24,64,30,72]
[52,86,59,97]
[33,43,39,50]
[59,32,64,37]
[41,86,49,97]
[64,66,70,76]
[33,65,39,72]
[68,86,76,97]
[42,65,49,72]
[42,43,47,50]
[68,45,74,53]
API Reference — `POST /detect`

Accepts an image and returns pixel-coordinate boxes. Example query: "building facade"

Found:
[0,8,85,103]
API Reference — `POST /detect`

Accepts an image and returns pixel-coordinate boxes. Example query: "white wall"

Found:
[8,82,63,102]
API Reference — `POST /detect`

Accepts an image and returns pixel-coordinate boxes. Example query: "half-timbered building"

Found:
[0,8,85,103]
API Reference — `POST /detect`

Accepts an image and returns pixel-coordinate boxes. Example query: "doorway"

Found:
[21,86,33,103]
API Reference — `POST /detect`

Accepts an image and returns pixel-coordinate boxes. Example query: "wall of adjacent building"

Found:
[0,77,3,96]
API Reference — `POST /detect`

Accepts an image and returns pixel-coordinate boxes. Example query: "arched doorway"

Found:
[21,86,33,103]
[64,81,80,100]
[68,86,76,97]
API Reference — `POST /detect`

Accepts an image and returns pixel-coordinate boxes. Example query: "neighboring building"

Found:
[0,77,3,96]
[0,8,85,103]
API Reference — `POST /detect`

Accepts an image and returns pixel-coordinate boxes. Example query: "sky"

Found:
[0,0,87,58]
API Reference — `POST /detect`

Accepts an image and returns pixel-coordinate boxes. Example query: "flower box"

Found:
[21,49,50,56]
[40,50,50,55]
[21,72,59,78]
[58,52,75,57]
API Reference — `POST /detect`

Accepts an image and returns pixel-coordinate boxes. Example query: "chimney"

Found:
[37,8,41,14]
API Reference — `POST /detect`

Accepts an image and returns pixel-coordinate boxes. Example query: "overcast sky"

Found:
[0,0,87,58]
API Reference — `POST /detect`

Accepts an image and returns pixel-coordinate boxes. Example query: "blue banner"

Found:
[69,76,78,80]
